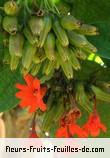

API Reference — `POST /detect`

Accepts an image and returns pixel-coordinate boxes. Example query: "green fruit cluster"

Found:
[1,1,98,79]
[75,82,110,112]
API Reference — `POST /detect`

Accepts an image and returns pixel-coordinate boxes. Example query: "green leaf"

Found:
[75,60,102,80]
[72,0,110,23]
[0,65,23,112]
[0,0,7,6]
[75,60,110,82]
[101,58,110,67]
[97,102,110,137]
[72,0,110,59]
[63,0,74,4]
[88,22,110,59]
[94,68,110,82]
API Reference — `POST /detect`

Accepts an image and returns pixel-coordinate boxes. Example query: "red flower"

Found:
[15,74,47,113]
[29,132,39,138]
[56,114,87,138]
[56,123,87,138]
[69,123,88,138]
[56,126,69,138]
[83,113,107,137]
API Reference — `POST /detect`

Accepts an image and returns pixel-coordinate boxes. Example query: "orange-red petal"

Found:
[41,87,47,98]
[19,99,30,107]
[29,104,38,113]
[99,123,107,132]
[15,91,33,99]
[15,84,28,91]
[69,124,88,138]
[83,113,107,137]
[39,102,47,111]
[24,74,34,88]
[56,127,69,138]
[33,78,40,90]
[15,74,47,113]
[29,132,39,138]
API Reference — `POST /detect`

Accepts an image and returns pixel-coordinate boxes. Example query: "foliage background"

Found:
[0,0,110,137]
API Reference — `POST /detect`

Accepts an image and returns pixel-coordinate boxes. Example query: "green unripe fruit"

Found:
[4,1,18,16]
[28,16,44,36]
[60,15,81,30]
[2,16,18,35]
[44,32,56,61]
[9,33,24,57]
[57,1,70,15]
[23,27,38,45]
[53,19,69,47]
[39,15,52,47]
[10,55,20,71]
[31,63,41,76]
[22,41,37,69]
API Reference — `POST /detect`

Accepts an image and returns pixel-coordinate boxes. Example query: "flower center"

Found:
[33,89,38,96]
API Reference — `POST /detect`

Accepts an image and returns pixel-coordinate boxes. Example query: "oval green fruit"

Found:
[4,1,18,16]
[9,33,24,57]
[28,16,44,36]
[2,16,18,35]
